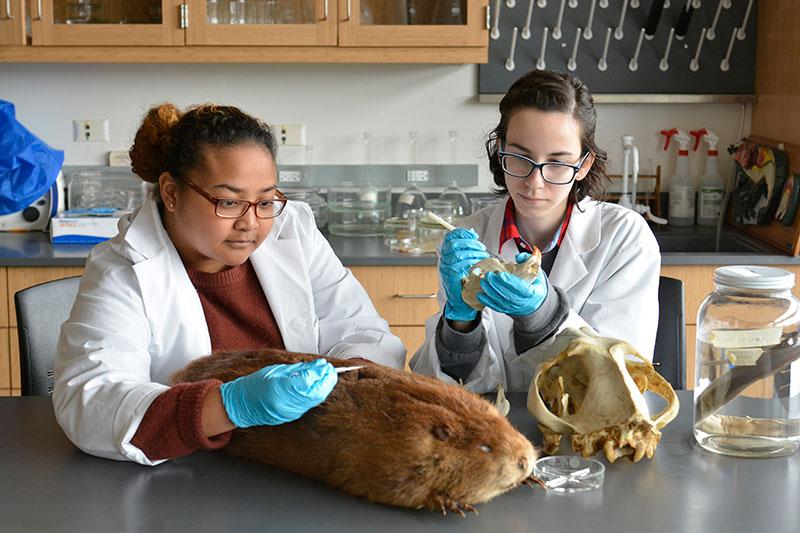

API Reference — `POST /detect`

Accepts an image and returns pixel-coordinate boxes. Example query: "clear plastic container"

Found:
[694,266,800,458]
[68,171,146,211]
[532,456,605,493]
[327,182,391,237]
[282,188,328,229]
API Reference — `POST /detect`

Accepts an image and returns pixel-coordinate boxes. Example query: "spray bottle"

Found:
[662,128,695,226]
[691,129,725,226]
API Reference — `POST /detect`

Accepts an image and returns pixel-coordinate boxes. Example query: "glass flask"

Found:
[694,266,800,458]
[282,188,328,229]
[395,131,427,218]
[327,182,391,237]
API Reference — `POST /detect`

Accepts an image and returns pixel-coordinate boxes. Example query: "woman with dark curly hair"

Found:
[411,70,660,392]
[53,103,405,465]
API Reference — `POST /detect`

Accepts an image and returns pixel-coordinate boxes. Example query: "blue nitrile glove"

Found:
[219,359,338,428]
[477,252,548,316]
[439,228,490,322]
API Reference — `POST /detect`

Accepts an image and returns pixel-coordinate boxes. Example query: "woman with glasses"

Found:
[411,70,660,392]
[53,104,405,465]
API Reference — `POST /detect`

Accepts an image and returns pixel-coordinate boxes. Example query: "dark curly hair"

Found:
[129,103,278,201]
[486,70,608,205]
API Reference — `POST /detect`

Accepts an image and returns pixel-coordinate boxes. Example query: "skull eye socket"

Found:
[479,444,492,453]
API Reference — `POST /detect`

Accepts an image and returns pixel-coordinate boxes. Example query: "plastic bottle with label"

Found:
[692,129,726,226]
[662,128,696,226]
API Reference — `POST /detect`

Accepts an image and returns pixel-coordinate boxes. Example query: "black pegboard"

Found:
[479,0,757,96]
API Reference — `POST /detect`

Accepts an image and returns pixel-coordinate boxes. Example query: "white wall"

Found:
[2,63,749,191]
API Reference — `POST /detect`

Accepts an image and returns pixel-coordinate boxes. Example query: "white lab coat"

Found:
[53,197,405,465]
[410,196,660,393]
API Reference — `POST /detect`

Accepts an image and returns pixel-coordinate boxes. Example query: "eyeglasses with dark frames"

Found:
[176,176,287,219]
[498,147,592,185]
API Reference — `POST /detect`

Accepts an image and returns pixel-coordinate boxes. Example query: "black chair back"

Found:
[15,276,81,396]
[653,276,686,390]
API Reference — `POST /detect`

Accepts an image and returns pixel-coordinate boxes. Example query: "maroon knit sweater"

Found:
[131,260,285,460]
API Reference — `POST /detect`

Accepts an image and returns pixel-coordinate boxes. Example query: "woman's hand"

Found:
[477,253,548,316]
[219,359,337,428]
[438,228,490,322]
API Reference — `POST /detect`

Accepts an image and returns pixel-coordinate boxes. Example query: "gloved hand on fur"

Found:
[477,252,548,316]
[220,359,337,428]
[438,228,490,322]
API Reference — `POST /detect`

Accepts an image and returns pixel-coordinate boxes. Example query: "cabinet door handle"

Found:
[5,0,14,19]
[345,0,351,21]
[321,0,328,21]
[35,0,43,20]
[394,293,437,299]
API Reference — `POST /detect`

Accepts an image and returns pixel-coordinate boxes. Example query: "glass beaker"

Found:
[384,214,424,255]
[65,0,93,24]
[207,0,220,23]
[418,199,458,253]
[694,266,800,458]
[227,0,245,23]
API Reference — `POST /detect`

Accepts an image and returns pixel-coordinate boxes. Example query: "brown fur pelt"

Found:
[172,349,537,514]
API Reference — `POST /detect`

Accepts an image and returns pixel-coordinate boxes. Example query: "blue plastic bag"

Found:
[0,100,64,216]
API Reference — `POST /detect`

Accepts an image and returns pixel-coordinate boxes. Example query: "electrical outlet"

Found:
[274,124,306,146]
[73,119,110,142]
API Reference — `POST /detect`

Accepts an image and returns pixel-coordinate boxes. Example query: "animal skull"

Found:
[462,248,542,311]
[527,328,680,463]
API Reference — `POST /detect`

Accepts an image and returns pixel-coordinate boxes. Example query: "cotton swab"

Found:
[423,211,504,261]
[335,366,364,374]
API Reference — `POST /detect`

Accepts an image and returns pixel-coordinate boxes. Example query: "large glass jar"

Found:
[693,266,800,458]
[327,182,391,237]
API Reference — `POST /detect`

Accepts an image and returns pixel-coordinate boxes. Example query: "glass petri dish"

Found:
[532,456,605,493]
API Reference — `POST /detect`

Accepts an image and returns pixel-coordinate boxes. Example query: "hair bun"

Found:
[129,103,182,183]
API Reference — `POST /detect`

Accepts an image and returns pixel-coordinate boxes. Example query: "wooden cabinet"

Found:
[0,0,488,63]
[350,265,438,367]
[29,0,183,46]
[0,0,25,45]
[186,0,337,46]
[338,0,485,48]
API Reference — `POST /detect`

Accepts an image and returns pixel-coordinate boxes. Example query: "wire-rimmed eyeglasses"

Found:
[176,176,287,219]
[498,148,591,185]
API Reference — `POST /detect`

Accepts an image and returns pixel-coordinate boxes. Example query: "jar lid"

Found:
[714,266,795,290]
